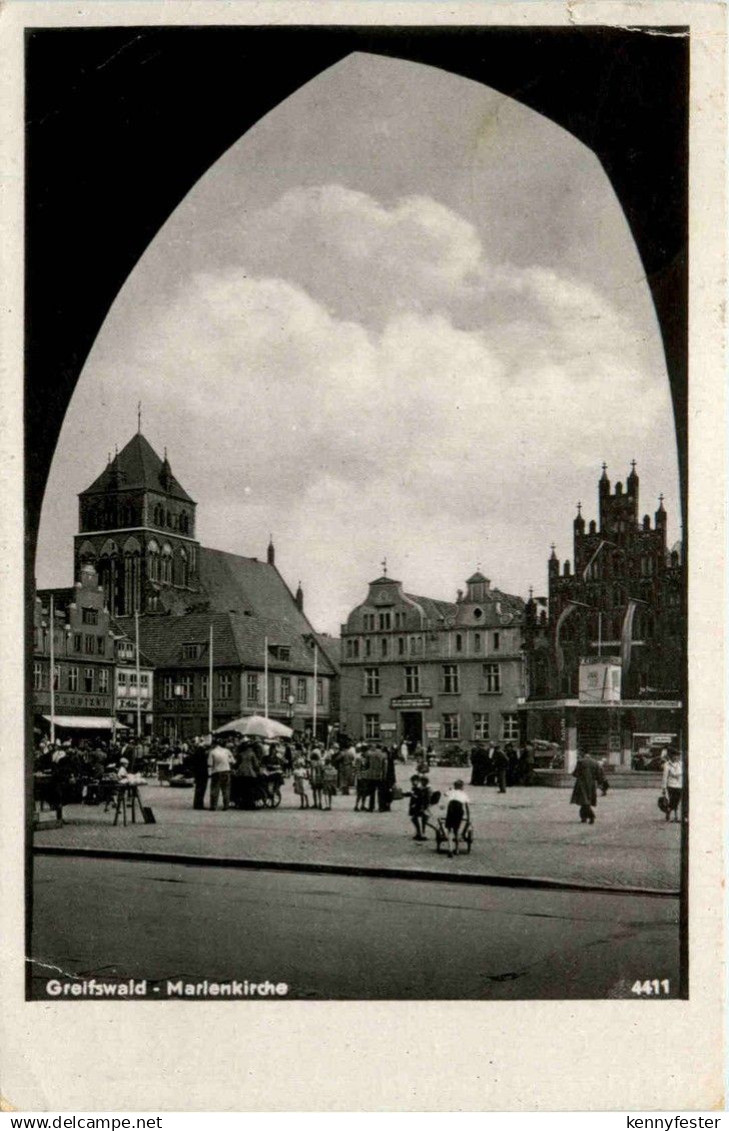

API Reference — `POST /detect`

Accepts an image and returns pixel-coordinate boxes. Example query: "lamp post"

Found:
[287,693,295,734]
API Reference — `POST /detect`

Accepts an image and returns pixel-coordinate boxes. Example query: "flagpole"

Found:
[312,642,318,742]
[208,623,214,735]
[135,609,141,740]
[264,636,269,719]
[49,594,55,744]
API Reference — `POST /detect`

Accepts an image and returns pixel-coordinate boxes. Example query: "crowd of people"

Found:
[468,742,536,791]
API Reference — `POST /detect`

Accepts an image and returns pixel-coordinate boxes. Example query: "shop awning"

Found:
[42,715,128,730]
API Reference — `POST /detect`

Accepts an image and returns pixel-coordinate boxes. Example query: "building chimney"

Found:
[267,535,275,566]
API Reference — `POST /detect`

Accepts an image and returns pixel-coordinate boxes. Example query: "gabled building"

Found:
[34,565,116,737]
[522,463,684,769]
[340,570,525,750]
[73,430,338,740]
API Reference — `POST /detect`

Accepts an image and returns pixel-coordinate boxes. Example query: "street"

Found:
[30,855,679,1000]
[35,771,681,892]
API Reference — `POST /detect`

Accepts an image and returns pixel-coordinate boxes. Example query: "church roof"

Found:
[113,610,335,675]
[197,547,314,635]
[80,433,195,503]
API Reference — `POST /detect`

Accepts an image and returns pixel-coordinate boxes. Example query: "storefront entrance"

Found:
[400,711,423,751]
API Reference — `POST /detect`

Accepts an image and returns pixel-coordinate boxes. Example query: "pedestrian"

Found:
[335,742,356,796]
[661,748,683,823]
[354,746,370,812]
[292,757,311,809]
[406,774,428,840]
[367,744,387,812]
[233,739,261,809]
[441,779,471,858]
[570,750,606,824]
[190,742,209,810]
[399,738,409,764]
[493,745,508,793]
[309,751,324,809]
[322,759,338,810]
[208,739,234,811]
[505,743,519,787]
[379,746,397,812]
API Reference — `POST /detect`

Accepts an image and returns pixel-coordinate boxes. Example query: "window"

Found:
[378,611,391,630]
[365,638,372,657]
[346,638,360,660]
[219,673,232,700]
[455,633,463,653]
[280,676,291,703]
[473,713,490,740]
[69,666,79,692]
[364,668,380,696]
[247,673,260,703]
[272,645,291,662]
[405,666,420,694]
[395,611,406,629]
[200,674,209,700]
[443,664,460,694]
[98,669,109,693]
[182,643,202,660]
[84,667,94,693]
[296,677,307,704]
[317,678,324,706]
[473,607,483,620]
[474,633,482,652]
[398,637,405,656]
[493,632,500,651]
[443,713,460,740]
[502,714,519,741]
[129,672,138,687]
[482,663,501,693]
[381,637,388,657]
[163,676,174,699]
[97,636,105,655]
[33,662,42,691]
[363,612,375,631]
[409,635,423,656]
[179,675,194,699]
[140,673,149,689]
[82,608,98,625]
[84,634,95,654]
[364,714,380,740]
[73,633,82,653]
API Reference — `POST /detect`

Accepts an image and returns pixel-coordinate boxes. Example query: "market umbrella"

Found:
[214,714,293,739]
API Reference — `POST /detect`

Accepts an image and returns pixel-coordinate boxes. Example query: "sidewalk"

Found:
[33,767,681,891]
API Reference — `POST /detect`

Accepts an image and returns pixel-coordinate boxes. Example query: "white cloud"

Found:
[39,186,678,632]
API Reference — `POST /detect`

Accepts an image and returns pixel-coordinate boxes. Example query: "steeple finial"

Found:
[630,459,637,471]
[528,586,534,600]
[137,401,142,433]
[267,535,275,566]
[577,501,582,515]
[381,556,388,577]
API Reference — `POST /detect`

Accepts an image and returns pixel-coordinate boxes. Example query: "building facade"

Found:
[340,572,525,750]
[34,565,116,735]
[111,629,155,737]
[522,463,684,769]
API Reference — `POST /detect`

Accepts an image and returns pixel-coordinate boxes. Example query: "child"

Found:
[309,751,324,810]
[292,758,310,809]
[442,779,471,858]
[322,760,338,811]
[406,774,428,840]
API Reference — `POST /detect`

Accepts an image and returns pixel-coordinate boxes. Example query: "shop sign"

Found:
[391,696,432,709]
[379,722,397,733]
[425,723,441,737]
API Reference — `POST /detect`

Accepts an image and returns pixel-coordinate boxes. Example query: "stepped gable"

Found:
[81,433,194,502]
[198,547,313,634]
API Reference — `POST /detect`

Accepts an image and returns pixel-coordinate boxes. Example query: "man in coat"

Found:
[570,750,606,824]
[492,746,509,794]
[366,745,387,812]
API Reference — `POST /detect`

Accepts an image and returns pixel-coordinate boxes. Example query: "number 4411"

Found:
[632,979,670,996]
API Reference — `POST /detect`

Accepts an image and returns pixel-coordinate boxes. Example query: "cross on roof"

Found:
[381,556,388,577]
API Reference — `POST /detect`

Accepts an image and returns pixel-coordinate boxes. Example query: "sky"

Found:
[36,52,680,635]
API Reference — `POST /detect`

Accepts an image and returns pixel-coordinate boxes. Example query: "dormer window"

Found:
[268,644,291,662]
[181,642,204,660]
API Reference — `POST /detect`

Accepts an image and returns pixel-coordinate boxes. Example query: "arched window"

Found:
[166,510,172,528]
[179,511,188,534]
[78,540,96,565]
[147,539,160,582]
[178,547,189,588]
[161,544,173,585]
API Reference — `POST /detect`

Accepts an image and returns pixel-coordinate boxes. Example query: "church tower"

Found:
[74,432,200,616]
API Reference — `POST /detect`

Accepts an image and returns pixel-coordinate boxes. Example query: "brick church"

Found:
[37,428,339,739]
[522,463,684,770]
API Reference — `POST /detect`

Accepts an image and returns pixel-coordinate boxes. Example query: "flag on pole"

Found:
[620,598,640,674]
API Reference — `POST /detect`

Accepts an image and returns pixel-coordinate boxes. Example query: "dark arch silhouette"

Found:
[26,26,687,562]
